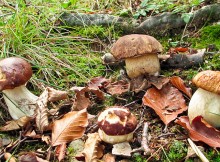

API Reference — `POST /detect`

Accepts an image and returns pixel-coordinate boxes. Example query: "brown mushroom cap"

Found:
[192,70,220,94]
[0,57,33,91]
[111,34,163,60]
[97,106,137,136]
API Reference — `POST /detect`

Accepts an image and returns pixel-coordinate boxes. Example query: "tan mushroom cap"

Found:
[0,57,33,91]
[192,70,220,94]
[111,34,163,60]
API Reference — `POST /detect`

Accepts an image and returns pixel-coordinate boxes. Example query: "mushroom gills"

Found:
[3,85,38,119]
[125,54,160,78]
[188,88,220,127]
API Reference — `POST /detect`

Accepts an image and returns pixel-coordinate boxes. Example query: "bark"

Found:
[60,4,220,37]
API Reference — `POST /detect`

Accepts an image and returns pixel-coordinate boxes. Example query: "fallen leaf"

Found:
[46,87,68,102]
[71,87,92,110]
[87,76,110,89]
[147,76,170,90]
[0,116,32,131]
[82,133,104,162]
[102,153,116,162]
[71,86,104,110]
[130,76,150,93]
[170,76,192,98]
[36,87,68,132]
[175,116,220,148]
[55,143,66,162]
[18,152,49,162]
[106,80,130,95]
[52,109,88,146]
[142,83,188,125]
[42,135,51,145]
[4,152,16,162]
[112,142,132,157]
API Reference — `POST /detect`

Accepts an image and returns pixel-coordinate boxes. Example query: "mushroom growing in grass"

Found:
[188,70,220,127]
[111,34,163,79]
[97,106,137,144]
[0,57,38,119]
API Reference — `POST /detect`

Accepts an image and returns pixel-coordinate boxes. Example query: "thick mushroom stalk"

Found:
[188,88,220,127]
[98,106,137,144]
[3,85,38,119]
[188,70,220,127]
[0,57,38,119]
[125,54,160,78]
[111,34,162,79]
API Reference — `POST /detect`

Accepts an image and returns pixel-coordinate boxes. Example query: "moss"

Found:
[190,24,220,49]
[163,140,187,161]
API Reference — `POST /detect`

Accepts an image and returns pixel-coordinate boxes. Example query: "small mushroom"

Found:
[188,70,220,127]
[111,34,163,79]
[97,106,137,144]
[0,57,38,119]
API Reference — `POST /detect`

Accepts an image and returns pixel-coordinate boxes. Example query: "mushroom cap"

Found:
[192,70,220,94]
[111,34,163,60]
[0,57,33,91]
[97,106,137,136]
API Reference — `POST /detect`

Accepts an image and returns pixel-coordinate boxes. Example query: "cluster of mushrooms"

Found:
[0,34,220,151]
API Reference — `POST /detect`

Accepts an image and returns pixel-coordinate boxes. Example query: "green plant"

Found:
[133,154,147,162]
[163,140,187,161]
[133,0,205,19]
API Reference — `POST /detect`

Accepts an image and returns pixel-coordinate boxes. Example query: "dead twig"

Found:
[0,131,27,160]
[132,122,151,155]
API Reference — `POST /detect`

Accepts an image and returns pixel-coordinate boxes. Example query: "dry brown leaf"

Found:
[18,152,49,162]
[106,80,130,95]
[147,76,170,90]
[170,76,192,98]
[42,135,51,145]
[82,133,104,162]
[55,143,66,162]
[175,116,220,148]
[36,87,68,132]
[142,83,188,125]
[71,86,104,110]
[4,152,16,162]
[102,153,116,162]
[52,109,88,146]
[46,87,68,102]
[0,116,32,131]
[71,87,91,110]
[87,76,110,89]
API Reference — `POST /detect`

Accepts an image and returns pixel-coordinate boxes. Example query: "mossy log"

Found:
[60,4,220,37]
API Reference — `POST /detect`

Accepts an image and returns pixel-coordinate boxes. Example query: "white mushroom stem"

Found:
[3,85,38,119]
[98,129,134,144]
[188,88,220,127]
[125,54,160,78]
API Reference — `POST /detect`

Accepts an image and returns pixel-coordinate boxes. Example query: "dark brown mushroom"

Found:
[0,57,38,119]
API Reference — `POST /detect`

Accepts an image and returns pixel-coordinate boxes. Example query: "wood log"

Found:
[60,4,220,37]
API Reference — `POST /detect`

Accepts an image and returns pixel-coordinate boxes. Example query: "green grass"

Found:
[0,0,117,91]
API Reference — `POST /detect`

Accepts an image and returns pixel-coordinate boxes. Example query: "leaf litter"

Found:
[0,73,219,161]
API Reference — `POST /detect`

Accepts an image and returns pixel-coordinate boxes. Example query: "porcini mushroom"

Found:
[0,57,38,119]
[111,34,163,79]
[188,70,220,127]
[97,106,137,144]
